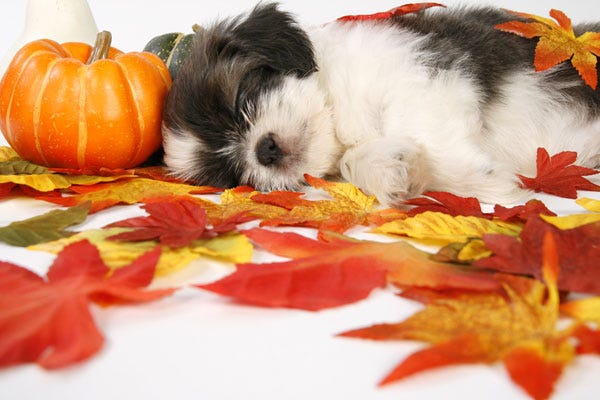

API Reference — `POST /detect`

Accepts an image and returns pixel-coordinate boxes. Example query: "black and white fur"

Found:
[162,3,600,206]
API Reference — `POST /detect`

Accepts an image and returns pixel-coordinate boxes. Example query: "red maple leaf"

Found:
[337,3,445,22]
[405,192,557,224]
[405,191,490,218]
[199,228,499,311]
[106,199,238,248]
[0,240,174,369]
[571,324,600,355]
[476,217,600,295]
[0,182,15,198]
[518,148,600,198]
[493,199,556,223]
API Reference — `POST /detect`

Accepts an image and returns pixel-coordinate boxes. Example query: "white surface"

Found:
[1,1,600,400]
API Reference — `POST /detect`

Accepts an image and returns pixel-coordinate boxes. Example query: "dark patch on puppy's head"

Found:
[162,3,317,188]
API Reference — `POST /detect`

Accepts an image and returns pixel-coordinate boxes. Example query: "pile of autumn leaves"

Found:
[0,145,599,400]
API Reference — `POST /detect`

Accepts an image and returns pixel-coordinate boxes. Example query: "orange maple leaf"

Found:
[496,9,600,88]
[340,232,578,400]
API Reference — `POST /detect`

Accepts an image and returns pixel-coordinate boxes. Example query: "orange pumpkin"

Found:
[0,31,171,169]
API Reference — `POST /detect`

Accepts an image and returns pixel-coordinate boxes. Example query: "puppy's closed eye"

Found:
[235,66,280,115]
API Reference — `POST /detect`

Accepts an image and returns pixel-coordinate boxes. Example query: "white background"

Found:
[1,1,600,400]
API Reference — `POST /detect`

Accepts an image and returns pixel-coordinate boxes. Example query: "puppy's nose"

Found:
[256,134,284,166]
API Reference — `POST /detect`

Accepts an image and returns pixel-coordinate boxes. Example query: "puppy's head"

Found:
[162,3,341,190]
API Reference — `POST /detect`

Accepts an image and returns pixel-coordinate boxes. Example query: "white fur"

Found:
[162,122,204,183]
[294,21,598,205]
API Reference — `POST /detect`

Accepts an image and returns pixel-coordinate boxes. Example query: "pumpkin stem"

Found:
[86,31,112,64]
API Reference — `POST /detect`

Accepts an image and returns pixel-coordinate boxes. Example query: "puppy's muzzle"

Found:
[256,133,284,166]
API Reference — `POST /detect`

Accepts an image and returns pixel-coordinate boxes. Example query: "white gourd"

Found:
[0,0,98,76]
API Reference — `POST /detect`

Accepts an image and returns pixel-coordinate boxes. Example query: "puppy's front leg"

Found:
[339,139,431,206]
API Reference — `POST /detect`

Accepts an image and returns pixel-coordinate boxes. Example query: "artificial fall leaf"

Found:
[37,178,219,213]
[340,232,572,400]
[337,3,445,22]
[30,228,252,276]
[199,229,387,310]
[199,229,500,311]
[406,192,557,224]
[0,182,15,197]
[496,9,600,89]
[0,240,174,369]
[570,324,600,355]
[374,211,521,245]
[560,297,600,325]
[49,165,186,184]
[0,203,90,247]
[106,199,238,248]
[365,207,409,227]
[0,161,134,193]
[493,199,556,223]
[517,148,600,198]
[476,217,600,295]
[256,175,405,233]
[250,190,314,210]
[405,191,489,218]
[577,197,600,212]
[0,146,19,161]
[0,150,138,193]
[433,238,491,264]
[199,186,288,224]
[540,197,600,229]
[0,160,48,175]
[541,212,600,230]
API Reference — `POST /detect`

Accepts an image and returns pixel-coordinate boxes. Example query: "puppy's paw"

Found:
[340,140,430,207]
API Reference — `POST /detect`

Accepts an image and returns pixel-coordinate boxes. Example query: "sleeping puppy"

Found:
[162,3,600,206]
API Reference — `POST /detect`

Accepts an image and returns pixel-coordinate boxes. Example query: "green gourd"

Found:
[143,25,202,80]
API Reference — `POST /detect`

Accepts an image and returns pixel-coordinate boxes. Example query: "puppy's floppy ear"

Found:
[232,2,317,77]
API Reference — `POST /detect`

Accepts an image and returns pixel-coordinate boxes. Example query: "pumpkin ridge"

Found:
[32,58,61,166]
[77,66,88,167]
[2,49,52,147]
[114,58,143,164]
[136,52,171,91]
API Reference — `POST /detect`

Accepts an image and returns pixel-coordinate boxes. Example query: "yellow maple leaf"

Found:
[374,211,521,244]
[541,197,600,230]
[577,197,600,212]
[496,9,600,88]
[560,297,600,325]
[0,171,135,192]
[0,147,136,192]
[30,228,252,276]
[0,146,19,161]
